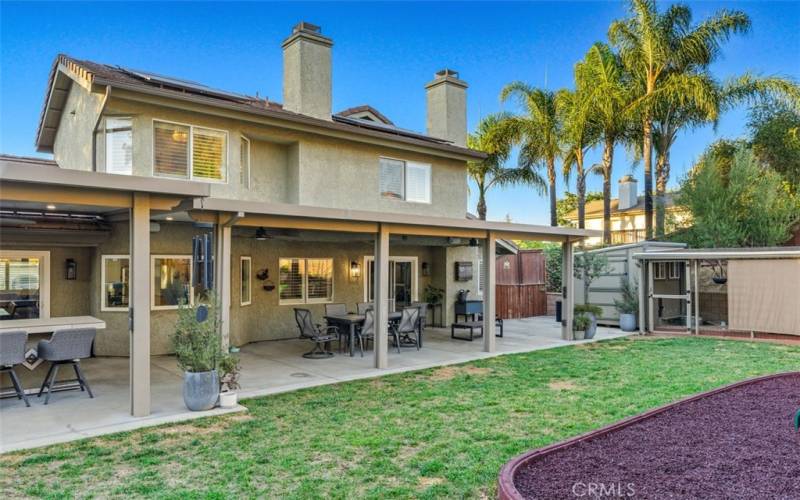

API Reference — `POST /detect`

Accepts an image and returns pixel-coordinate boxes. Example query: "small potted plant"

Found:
[174,293,223,411]
[573,313,590,340]
[218,352,241,409]
[575,304,602,339]
[614,278,639,332]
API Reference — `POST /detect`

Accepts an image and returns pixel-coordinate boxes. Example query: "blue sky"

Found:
[2,1,798,224]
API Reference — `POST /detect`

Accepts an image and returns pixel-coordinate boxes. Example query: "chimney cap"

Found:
[619,174,637,183]
[282,21,333,49]
[425,68,467,90]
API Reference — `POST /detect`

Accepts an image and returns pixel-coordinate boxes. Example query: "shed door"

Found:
[728,259,800,335]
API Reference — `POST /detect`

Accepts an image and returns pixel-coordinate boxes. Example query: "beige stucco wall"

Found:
[52,83,105,171]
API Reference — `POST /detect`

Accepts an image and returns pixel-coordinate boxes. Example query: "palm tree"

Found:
[609,0,750,239]
[558,88,599,229]
[499,83,562,226]
[467,113,547,220]
[575,43,634,244]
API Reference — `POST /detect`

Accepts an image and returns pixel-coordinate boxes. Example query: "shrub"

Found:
[614,278,639,314]
[173,292,224,373]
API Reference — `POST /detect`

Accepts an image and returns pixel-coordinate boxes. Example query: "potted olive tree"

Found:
[614,278,639,332]
[573,252,610,339]
[174,293,224,411]
[573,313,590,340]
[575,304,603,339]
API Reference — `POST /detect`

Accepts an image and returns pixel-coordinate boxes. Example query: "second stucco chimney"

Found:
[425,69,467,147]
[282,22,333,120]
[618,175,639,210]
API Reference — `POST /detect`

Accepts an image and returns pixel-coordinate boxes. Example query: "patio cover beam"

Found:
[130,192,151,417]
[374,224,390,369]
[561,239,574,340]
[483,232,497,352]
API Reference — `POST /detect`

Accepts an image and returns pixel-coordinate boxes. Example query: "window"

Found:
[152,255,193,309]
[105,117,133,175]
[478,258,485,296]
[279,258,334,304]
[102,255,130,311]
[669,262,681,280]
[240,137,250,189]
[153,120,227,182]
[379,158,431,203]
[240,256,252,306]
[0,250,50,319]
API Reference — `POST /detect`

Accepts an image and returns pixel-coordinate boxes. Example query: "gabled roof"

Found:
[36,55,485,161]
[565,193,678,220]
[335,105,393,125]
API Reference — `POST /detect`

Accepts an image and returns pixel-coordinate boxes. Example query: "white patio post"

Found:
[561,238,574,340]
[373,224,390,369]
[215,216,232,350]
[482,231,496,352]
[129,192,151,417]
[638,261,647,335]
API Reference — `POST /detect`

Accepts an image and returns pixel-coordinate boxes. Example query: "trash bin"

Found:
[555,299,562,323]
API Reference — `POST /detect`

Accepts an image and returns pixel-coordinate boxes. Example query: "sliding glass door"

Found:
[364,256,418,312]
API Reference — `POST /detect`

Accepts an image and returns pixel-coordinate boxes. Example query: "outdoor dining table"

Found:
[324,311,402,357]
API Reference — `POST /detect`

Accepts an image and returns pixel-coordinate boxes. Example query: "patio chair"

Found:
[356,302,373,315]
[294,308,339,359]
[37,328,96,405]
[355,308,376,357]
[0,330,30,407]
[390,306,420,353]
[324,303,347,317]
[410,302,429,332]
[1,301,17,320]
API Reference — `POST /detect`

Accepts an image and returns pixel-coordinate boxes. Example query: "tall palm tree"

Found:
[575,43,634,244]
[499,83,562,226]
[609,0,750,239]
[558,88,599,229]
[467,113,547,220]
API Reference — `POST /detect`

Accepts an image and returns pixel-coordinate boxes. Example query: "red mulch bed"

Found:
[509,373,800,499]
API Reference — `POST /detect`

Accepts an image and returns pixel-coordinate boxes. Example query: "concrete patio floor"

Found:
[1,317,629,453]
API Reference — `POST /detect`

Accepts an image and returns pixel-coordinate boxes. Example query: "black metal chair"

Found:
[355,308,376,357]
[294,308,339,359]
[410,301,429,334]
[0,330,30,407]
[391,306,420,352]
[37,328,95,404]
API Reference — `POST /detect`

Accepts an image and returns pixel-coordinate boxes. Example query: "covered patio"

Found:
[0,317,628,452]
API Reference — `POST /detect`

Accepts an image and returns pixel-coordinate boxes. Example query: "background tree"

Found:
[676,144,799,247]
[609,0,750,239]
[575,42,634,244]
[500,83,562,226]
[556,191,604,227]
[467,113,547,220]
[748,99,800,192]
[558,88,599,229]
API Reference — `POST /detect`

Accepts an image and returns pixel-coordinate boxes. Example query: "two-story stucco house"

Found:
[0,22,591,417]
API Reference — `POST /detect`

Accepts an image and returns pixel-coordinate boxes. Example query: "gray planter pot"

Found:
[183,370,219,411]
[584,312,598,339]
[619,313,637,332]
[573,328,586,341]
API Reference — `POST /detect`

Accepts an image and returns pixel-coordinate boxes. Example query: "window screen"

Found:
[279,258,305,303]
[154,121,189,178]
[379,158,404,199]
[405,162,431,203]
[192,127,226,181]
[307,258,334,302]
[240,137,250,188]
[105,118,133,175]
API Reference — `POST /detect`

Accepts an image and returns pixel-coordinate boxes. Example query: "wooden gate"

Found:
[495,250,548,319]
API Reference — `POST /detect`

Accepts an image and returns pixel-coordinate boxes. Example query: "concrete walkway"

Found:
[1,317,629,453]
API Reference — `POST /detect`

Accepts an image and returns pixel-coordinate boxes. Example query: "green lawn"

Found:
[2,336,799,499]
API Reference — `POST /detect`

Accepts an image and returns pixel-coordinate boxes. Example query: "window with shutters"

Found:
[279,258,334,305]
[105,117,133,175]
[379,157,431,203]
[153,120,227,182]
[240,137,251,189]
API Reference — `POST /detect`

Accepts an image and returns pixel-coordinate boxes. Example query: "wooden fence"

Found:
[496,284,548,319]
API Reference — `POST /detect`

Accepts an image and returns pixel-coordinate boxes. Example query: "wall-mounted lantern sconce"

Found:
[65,258,77,280]
[422,262,430,276]
[350,260,361,280]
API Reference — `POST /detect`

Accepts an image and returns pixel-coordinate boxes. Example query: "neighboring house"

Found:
[565,176,689,246]
[0,22,591,417]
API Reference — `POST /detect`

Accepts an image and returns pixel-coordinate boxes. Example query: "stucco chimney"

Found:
[618,175,639,210]
[282,22,333,121]
[425,69,467,147]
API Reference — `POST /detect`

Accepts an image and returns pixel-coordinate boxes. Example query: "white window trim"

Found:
[477,258,484,297]
[278,257,335,306]
[240,136,251,189]
[101,254,130,312]
[654,262,666,280]
[362,256,418,304]
[240,256,252,306]
[151,119,229,184]
[104,117,133,175]
[0,250,50,319]
[379,156,432,204]
[151,254,194,311]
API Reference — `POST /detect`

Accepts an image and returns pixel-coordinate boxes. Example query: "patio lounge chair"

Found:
[0,330,30,407]
[37,328,95,405]
[390,306,420,353]
[294,308,339,359]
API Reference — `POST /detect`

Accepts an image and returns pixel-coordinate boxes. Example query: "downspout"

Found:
[91,86,112,172]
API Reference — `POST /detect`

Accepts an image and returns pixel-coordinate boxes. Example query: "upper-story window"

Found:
[240,136,250,189]
[105,117,133,175]
[379,157,431,203]
[153,120,227,182]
